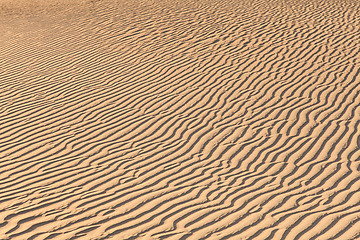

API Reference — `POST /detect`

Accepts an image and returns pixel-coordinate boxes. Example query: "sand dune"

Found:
[1,0,360,239]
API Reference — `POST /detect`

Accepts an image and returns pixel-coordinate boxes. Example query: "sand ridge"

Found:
[1,0,360,239]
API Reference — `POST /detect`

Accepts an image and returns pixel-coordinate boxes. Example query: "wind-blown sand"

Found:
[1,0,360,239]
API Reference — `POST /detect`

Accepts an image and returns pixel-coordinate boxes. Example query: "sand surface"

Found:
[1,0,360,239]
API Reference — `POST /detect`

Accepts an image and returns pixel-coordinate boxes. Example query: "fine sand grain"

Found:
[1,0,360,239]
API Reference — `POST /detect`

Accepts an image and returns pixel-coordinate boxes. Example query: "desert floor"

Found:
[1,0,360,239]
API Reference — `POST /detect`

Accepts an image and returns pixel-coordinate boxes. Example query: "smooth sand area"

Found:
[1,0,360,239]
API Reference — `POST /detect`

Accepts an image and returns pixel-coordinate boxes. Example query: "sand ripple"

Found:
[1,0,360,239]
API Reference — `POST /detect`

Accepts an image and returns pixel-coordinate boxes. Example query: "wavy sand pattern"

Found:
[1,0,360,239]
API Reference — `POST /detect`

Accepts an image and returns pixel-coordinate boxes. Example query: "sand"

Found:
[1,0,360,239]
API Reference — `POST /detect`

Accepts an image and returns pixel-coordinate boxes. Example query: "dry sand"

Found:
[1,0,360,239]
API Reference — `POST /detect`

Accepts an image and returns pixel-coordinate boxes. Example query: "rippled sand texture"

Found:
[1,0,360,239]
